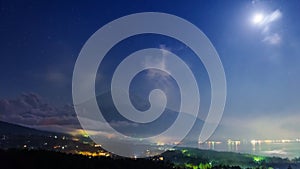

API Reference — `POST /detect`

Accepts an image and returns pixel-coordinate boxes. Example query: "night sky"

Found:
[1,0,300,141]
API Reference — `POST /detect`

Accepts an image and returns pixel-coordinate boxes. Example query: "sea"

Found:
[197,140,300,159]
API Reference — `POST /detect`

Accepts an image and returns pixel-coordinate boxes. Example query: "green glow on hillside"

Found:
[184,163,212,169]
[253,156,265,163]
[181,149,188,154]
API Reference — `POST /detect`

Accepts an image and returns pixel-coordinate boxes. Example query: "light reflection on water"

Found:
[198,141,300,159]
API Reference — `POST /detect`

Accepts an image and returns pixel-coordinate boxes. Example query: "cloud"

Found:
[263,33,281,45]
[261,10,282,45]
[142,44,174,90]
[0,93,145,139]
[252,9,283,45]
[143,44,187,82]
[0,93,79,127]
[262,9,282,25]
[46,71,69,87]
[248,114,300,139]
[253,9,282,27]
[159,44,172,57]
[109,120,139,128]
[144,44,169,78]
[214,112,300,140]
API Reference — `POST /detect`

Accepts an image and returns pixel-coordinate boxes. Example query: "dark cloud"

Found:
[0,93,145,135]
[0,93,79,131]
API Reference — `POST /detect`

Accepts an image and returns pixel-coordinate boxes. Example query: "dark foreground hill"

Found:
[162,148,300,169]
[0,149,175,169]
[0,149,299,169]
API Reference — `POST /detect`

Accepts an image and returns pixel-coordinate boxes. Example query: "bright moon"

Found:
[252,13,264,24]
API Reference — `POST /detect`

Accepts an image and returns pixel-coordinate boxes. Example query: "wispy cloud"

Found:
[263,33,281,45]
[142,44,173,92]
[253,9,283,45]
[144,44,170,78]
[262,10,282,45]
[261,9,282,26]
[46,71,69,87]
[159,44,172,57]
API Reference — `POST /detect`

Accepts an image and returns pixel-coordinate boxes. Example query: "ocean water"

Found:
[197,141,300,159]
